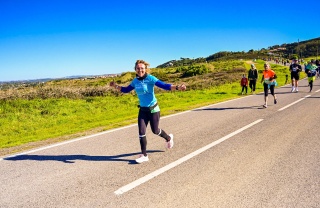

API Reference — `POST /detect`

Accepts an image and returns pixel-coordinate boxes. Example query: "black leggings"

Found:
[309,79,314,91]
[264,83,275,96]
[249,80,256,91]
[241,86,247,93]
[138,110,170,156]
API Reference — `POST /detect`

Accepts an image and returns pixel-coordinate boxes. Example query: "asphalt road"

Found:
[1,78,319,208]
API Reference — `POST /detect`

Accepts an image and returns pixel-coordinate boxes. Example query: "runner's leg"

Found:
[138,110,149,156]
[150,111,171,141]
[263,83,269,106]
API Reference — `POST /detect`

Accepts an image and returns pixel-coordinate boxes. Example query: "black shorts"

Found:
[291,73,299,80]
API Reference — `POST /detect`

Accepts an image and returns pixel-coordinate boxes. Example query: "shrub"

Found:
[181,65,210,77]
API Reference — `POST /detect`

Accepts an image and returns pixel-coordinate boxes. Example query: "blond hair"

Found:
[134,60,150,70]
[264,63,270,69]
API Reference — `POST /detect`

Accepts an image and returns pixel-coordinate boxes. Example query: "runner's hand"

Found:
[180,84,186,91]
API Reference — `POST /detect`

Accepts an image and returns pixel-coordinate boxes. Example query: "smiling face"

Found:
[135,63,146,77]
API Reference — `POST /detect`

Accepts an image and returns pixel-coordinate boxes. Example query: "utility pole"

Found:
[298,38,301,60]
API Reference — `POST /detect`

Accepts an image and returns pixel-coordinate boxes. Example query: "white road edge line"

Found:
[114,119,264,195]
[278,95,311,111]
[0,124,137,161]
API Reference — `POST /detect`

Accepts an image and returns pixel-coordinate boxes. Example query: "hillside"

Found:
[157,37,320,68]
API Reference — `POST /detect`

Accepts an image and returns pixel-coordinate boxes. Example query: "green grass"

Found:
[0,96,139,148]
[0,87,235,148]
[0,83,259,149]
[0,61,303,151]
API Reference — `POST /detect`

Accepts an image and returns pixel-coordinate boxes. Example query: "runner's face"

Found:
[135,63,146,77]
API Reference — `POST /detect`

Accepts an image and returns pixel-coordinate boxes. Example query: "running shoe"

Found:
[291,87,295,92]
[263,104,267,108]
[135,154,149,164]
[274,99,277,104]
[296,88,299,92]
[166,134,174,149]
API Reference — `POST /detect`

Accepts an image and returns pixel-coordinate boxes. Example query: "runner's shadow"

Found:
[194,105,263,110]
[274,91,299,94]
[4,150,164,165]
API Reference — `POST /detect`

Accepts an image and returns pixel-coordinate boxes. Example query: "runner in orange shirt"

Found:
[261,63,278,108]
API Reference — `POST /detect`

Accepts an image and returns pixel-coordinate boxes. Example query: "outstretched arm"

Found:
[109,81,134,93]
[155,80,186,91]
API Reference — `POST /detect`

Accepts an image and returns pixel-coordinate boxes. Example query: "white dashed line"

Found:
[114,119,263,195]
[278,95,311,111]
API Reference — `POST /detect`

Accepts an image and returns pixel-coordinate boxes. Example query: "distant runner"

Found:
[305,60,317,92]
[261,63,278,108]
[289,59,302,92]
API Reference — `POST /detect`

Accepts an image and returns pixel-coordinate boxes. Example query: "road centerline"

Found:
[278,95,311,111]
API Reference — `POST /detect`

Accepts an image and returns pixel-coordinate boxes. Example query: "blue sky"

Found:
[1,0,320,82]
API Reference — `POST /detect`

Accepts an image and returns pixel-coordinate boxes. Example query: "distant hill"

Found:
[0,74,120,86]
[157,37,320,68]
[0,75,95,84]
[0,78,54,85]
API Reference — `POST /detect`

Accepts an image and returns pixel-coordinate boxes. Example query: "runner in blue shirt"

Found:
[110,60,186,163]
[305,60,318,92]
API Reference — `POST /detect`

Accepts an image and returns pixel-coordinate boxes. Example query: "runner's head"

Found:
[264,63,270,70]
[134,60,150,78]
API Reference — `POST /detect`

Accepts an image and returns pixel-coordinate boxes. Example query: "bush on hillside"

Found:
[180,65,210,77]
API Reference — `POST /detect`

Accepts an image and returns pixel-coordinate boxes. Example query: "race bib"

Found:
[264,78,271,84]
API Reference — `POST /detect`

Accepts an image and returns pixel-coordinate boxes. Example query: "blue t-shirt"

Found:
[305,64,317,77]
[120,74,172,111]
[130,74,158,107]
